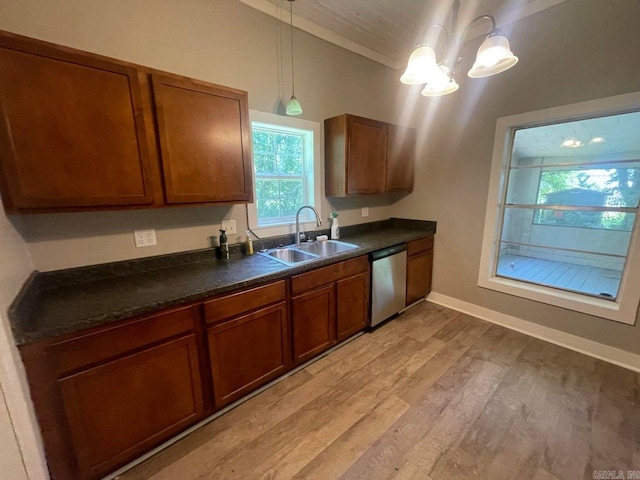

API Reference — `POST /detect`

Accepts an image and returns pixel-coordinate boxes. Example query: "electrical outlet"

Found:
[134,229,157,248]
[221,220,237,235]
[362,207,369,217]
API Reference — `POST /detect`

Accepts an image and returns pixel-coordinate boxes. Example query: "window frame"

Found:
[478,91,640,325]
[247,110,322,238]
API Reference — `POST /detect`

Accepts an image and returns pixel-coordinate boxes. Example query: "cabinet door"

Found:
[58,335,203,480]
[346,116,386,194]
[385,125,416,193]
[0,35,156,210]
[406,250,433,305]
[152,74,252,204]
[207,302,289,408]
[291,284,336,364]
[336,272,370,342]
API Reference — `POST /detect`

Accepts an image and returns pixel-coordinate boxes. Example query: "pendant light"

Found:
[285,0,302,116]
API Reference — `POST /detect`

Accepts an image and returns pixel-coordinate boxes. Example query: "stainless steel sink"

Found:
[297,240,358,256]
[259,240,359,266]
[264,248,318,266]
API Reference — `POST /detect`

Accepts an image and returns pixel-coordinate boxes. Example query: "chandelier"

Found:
[401,0,518,97]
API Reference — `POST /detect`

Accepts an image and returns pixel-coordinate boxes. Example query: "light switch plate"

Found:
[362,207,369,217]
[134,229,157,248]
[221,220,237,235]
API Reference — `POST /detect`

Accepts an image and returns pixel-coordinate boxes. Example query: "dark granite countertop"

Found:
[10,218,436,345]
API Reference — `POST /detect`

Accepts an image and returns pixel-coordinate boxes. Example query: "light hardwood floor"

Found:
[120,301,640,480]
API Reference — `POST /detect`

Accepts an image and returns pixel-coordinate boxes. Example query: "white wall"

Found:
[396,0,640,354]
[0,209,48,478]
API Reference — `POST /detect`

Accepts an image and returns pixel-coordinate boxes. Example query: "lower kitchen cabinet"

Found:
[291,284,336,364]
[204,280,289,408]
[58,335,203,479]
[336,272,370,342]
[20,305,204,480]
[290,256,370,365]
[207,302,289,407]
[406,237,434,305]
[19,259,372,480]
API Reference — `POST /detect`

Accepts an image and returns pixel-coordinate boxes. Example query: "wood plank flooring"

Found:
[496,254,622,298]
[119,301,640,480]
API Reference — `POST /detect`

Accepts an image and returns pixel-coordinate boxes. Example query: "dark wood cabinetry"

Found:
[0,32,158,211]
[290,256,370,364]
[0,30,253,213]
[20,305,204,480]
[386,125,416,193]
[325,114,416,197]
[20,256,371,479]
[204,281,289,407]
[152,74,252,205]
[336,272,370,342]
[406,237,434,305]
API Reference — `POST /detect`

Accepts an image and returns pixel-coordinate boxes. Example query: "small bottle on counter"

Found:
[218,229,229,259]
[244,230,254,255]
[330,212,340,239]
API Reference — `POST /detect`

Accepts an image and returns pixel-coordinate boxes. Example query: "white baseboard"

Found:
[427,292,640,373]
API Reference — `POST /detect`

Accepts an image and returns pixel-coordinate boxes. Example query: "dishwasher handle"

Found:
[369,243,407,261]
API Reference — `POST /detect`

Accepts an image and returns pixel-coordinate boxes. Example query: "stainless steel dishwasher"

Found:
[370,244,407,327]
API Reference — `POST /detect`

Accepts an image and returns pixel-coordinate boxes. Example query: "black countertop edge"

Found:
[9,218,436,346]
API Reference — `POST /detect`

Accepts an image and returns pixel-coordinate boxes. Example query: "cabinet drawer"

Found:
[50,305,199,375]
[204,280,286,324]
[291,256,368,295]
[407,236,434,256]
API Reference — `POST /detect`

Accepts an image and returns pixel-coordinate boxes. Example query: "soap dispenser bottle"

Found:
[244,230,254,256]
[219,229,229,259]
[329,212,340,239]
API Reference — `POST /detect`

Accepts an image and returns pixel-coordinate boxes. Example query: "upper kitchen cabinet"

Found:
[0,30,254,213]
[385,124,416,193]
[151,74,253,204]
[324,114,416,197]
[0,31,158,212]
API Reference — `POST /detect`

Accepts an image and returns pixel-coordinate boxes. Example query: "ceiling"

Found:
[513,112,640,160]
[237,0,567,69]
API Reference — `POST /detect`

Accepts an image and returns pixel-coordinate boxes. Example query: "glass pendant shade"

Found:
[468,34,518,78]
[400,45,440,85]
[421,66,459,97]
[286,95,302,116]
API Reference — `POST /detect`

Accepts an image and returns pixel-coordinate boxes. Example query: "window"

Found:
[479,91,640,325]
[247,111,321,237]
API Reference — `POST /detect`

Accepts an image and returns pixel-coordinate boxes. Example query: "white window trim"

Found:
[478,91,640,325]
[247,110,322,238]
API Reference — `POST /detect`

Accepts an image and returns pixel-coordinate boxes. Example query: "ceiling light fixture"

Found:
[401,0,518,97]
[285,0,302,116]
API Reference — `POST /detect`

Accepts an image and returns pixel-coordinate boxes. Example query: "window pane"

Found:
[497,242,622,299]
[498,206,632,298]
[253,130,275,153]
[277,154,303,175]
[534,209,635,231]
[254,153,276,174]
[276,133,303,155]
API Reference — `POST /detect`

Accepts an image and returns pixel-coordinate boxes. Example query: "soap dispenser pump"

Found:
[219,229,229,259]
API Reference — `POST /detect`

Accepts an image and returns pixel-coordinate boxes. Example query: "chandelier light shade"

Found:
[467,33,518,78]
[421,66,459,97]
[400,45,440,85]
[401,0,518,97]
[285,0,302,116]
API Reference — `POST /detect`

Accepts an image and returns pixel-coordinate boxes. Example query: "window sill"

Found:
[477,274,636,325]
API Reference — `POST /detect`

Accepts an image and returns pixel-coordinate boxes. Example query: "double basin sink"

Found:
[259,240,358,266]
